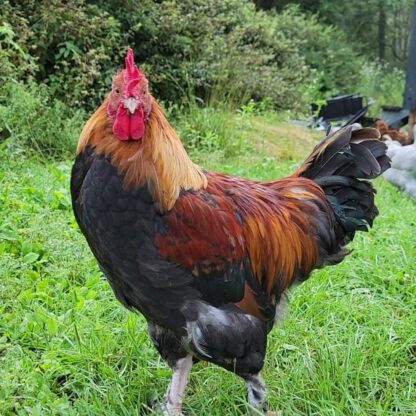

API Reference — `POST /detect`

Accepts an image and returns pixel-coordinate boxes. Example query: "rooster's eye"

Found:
[114,88,120,95]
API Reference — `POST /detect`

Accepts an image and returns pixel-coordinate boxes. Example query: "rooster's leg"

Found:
[245,373,268,414]
[163,354,193,416]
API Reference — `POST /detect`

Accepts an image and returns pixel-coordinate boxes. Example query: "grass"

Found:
[0,112,415,416]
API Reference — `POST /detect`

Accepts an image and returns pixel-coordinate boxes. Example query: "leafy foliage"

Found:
[0,0,380,111]
[273,6,365,97]
[171,102,252,159]
[0,82,84,158]
[256,0,414,68]
[93,0,312,109]
[0,6,37,82]
[357,62,405,115]
[1,0,124,108]
[0,0,407,160]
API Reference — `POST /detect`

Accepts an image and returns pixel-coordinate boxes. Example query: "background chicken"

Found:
[70,49,390,415]
[375,119,413,146]
[383,137,416,199]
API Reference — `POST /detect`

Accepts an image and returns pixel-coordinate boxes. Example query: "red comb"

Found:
[124,48,142,95]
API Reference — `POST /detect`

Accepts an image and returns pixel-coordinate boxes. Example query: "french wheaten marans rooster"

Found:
[70,49,390,415]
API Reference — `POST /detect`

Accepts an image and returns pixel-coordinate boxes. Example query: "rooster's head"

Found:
[107,48,151,141]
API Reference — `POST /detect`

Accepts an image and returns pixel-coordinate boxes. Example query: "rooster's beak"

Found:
[123,97,139,114]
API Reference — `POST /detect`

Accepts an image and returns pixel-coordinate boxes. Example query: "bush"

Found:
[1,0,371,112]
[104,0,310,109]
[173,105,252,159]
[202,3,309,109]
[0,18,38,82]
[0,0,318,110]
[1,0,124,109]
[356,63,405,116]
[273,6,365,100]
[0,82,84,158]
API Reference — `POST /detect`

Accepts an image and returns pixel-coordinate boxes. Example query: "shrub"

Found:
[0,15,38,82]
[273,6,365,100]
[1,0,124,109]
[1,0,371,112]
[356,63,405,116]
[105,0,309,109]
[123,2,364,109]
[171,101,251,159]
[0,82,84,158]
[201,3,309,109]
[0,0,315,110]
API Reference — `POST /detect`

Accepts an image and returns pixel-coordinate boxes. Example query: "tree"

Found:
[253,0,414,67]
[379,0,387,60]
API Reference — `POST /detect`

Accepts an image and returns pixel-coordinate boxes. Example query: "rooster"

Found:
[71,49,390,415]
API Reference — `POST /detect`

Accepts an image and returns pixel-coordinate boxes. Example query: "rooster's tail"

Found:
[294,125,390,244]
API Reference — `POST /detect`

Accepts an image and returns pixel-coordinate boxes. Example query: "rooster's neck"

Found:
[77,97,207,212]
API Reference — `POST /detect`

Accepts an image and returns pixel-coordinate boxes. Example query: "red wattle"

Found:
[113,105,145,141]
[113,106,130,141]
[130,107,145,140]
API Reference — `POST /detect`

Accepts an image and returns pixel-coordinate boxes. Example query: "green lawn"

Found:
[0,119,415,415]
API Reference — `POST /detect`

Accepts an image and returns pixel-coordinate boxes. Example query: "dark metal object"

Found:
[310,94,365,122]
[310,94,367,130]
[380,105,409,130]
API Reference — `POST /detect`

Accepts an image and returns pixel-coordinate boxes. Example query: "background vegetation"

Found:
[1,1,415,415]
[255,0,414,66]
[1,0,411,111]
[1,0,411,159]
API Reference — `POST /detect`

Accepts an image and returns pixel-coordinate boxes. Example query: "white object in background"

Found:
[383,138,416,199]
